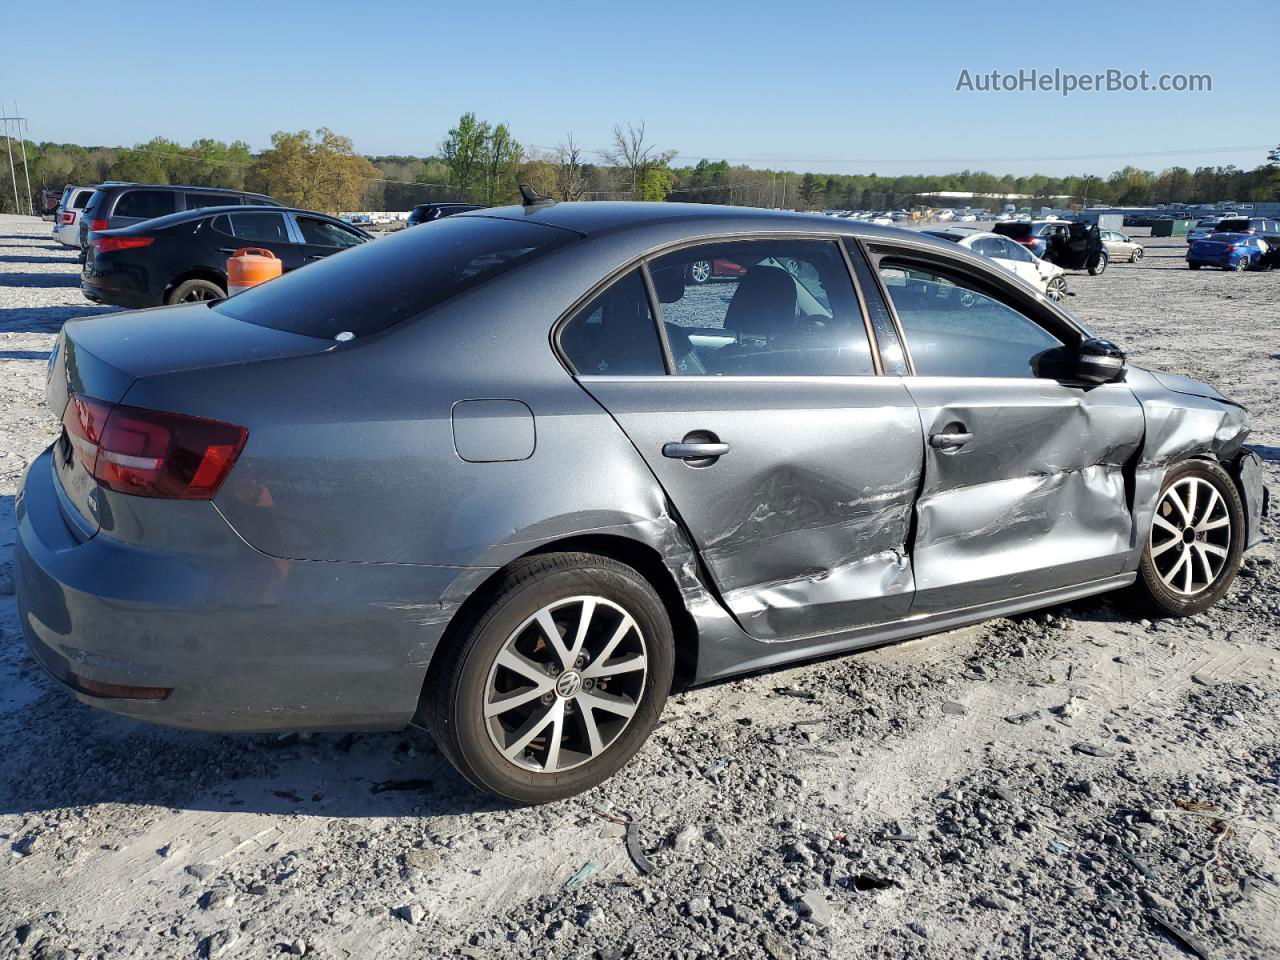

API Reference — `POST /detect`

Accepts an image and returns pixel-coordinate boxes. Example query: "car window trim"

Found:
[638,263,677,375]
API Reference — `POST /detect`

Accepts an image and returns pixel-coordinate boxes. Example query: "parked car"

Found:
[51,186,95,247]
[1186,218,1224,245]
[18,202,1267,803]
[992,220,1106,274]
[684,257,746,283]
[1186,233,1269,271]
[77,183,282,257]
[1213,217,1277,237]
[82,206,371,308]
[954,213,977,223]
[922,228,1069,300]
[1101,230,1144,262]
[406,202,486,226]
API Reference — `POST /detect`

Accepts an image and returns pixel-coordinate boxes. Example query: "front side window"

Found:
[296,216,365,248]
[114,190,177,219]
[647,240,875,376]
[229,211,291,243]
[560,270,666,376]
[878,262,1063,378]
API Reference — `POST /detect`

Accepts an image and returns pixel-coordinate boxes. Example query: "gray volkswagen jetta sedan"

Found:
[17,200,1269,803]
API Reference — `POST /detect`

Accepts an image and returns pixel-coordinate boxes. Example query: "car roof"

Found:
[103,205,358,232]
[459,201,926,239]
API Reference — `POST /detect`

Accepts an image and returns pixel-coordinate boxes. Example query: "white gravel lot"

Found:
[0,213,1277,960]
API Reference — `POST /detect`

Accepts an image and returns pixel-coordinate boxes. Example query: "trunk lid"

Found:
[45,304,337,535]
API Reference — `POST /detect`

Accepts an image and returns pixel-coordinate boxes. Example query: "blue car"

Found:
[1186,233,1268,271]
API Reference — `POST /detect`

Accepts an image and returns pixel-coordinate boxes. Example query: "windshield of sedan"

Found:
[214,215,578,340]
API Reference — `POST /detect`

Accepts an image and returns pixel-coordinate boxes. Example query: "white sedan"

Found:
[923,228,1069,301]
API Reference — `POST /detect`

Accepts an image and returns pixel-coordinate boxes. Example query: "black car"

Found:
[992,220,1106,274]
[82,206,371,308]
[78,183,282,256]
[405,202,486,226]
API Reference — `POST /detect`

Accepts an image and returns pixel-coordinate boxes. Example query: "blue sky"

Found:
[6,0,1275,176]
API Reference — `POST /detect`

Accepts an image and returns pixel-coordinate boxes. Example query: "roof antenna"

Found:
[519,183,555,207]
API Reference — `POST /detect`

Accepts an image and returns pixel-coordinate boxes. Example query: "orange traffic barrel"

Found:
[227,247,282,296]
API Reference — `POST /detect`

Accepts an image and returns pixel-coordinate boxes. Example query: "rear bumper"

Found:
[80,271,157,309]
[16,447,473,733]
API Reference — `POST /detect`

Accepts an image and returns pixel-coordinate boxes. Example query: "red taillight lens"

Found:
[61,394,247,500]
[90,218,109,231]
[1225,245,1236,253]
[93,235,154,254]
[60,211,75,224]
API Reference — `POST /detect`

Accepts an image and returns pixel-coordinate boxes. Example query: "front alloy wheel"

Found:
[1046,276,1068,302]
[1135,460,1244,616]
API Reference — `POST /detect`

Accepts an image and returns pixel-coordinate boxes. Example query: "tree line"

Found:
[2,120,1277,216]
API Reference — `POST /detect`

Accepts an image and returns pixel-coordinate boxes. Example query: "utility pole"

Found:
[16,105,33,214]
[0,111,19,213]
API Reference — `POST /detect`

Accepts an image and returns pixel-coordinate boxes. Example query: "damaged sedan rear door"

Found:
[560,238,924,642]
[858,240,1145,613]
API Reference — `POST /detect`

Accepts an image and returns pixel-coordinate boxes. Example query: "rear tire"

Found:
[687,260,713,284]
[167,278,226,305]
[423,552,674,804]
[1234,257,1249,272]
[1088,251,1109,276]
[1188,263,1201,270]
[1131,460,1244,617]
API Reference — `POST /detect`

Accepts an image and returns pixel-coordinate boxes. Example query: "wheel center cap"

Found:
[1182,527,1196,544]
[555,671,582,698]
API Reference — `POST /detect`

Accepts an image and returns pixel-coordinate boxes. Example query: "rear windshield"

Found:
[991,222,1031,239]
[214,215,578,340]
[1216,219,1247,231]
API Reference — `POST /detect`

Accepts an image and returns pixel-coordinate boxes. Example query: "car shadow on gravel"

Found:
[1253,444,1280,463]
[0,273,82,288]
[0,305,120,333]
[0,254,78,265]
[0,350,51,360]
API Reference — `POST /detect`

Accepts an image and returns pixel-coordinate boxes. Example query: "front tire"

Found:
[1046,276,1068,302]
[1188,262,1201,270]
[423,552,674,804]
[1133,460,1244,617]
[1234,257,1250,272]
[1131,248,1143,262]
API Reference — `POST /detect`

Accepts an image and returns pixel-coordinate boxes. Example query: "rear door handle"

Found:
[663,441,730,460]
[929,432,974,449]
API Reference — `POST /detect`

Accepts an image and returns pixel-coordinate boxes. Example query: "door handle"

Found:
[663,441,730,460]
[929,431,974,449]
[218,247,238,254]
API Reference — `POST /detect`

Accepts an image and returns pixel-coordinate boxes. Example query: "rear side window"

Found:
[648,239,875,377]
[561,270,666,376]
[229,211,290,243]
[71,190,94,210]
[878,262,1062,378]
[113,190,177,219]
[186,193,240,209]
[214,215,577,340]
[296,216,364,248]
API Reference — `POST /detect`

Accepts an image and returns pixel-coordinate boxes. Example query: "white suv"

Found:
[52,186,95,248]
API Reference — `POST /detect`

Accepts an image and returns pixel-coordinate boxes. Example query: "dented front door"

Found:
[577,377,924,640]
[904,378,1144,613]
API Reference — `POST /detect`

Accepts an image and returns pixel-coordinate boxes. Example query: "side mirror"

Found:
[1076,337,1126,384]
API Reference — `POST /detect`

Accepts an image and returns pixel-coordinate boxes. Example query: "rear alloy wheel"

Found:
[1234,257,1250,272]
[1046,276,1068,302]
[1088,251,1109,276]
[168,278,226,305]
[423,552,674,803]
[1135,460,1244,616]
[687,260,713,284]
[1131,247,1144,262]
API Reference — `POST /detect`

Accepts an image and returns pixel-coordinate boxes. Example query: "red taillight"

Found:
[61,394,247,500]
[1225,245,1236,253]
[93,235,154,254]
[90,218,109,231]
[60,211,75,224]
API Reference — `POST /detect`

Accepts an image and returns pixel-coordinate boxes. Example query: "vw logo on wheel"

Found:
[555,671,582,699]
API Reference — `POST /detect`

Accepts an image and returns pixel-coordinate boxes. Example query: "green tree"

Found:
[481,122,521,205]
[440,112,489,201]
[247,128,377,212]
[637,166,673,201]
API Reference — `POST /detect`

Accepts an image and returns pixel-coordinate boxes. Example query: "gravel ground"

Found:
[1,213,1278,960]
